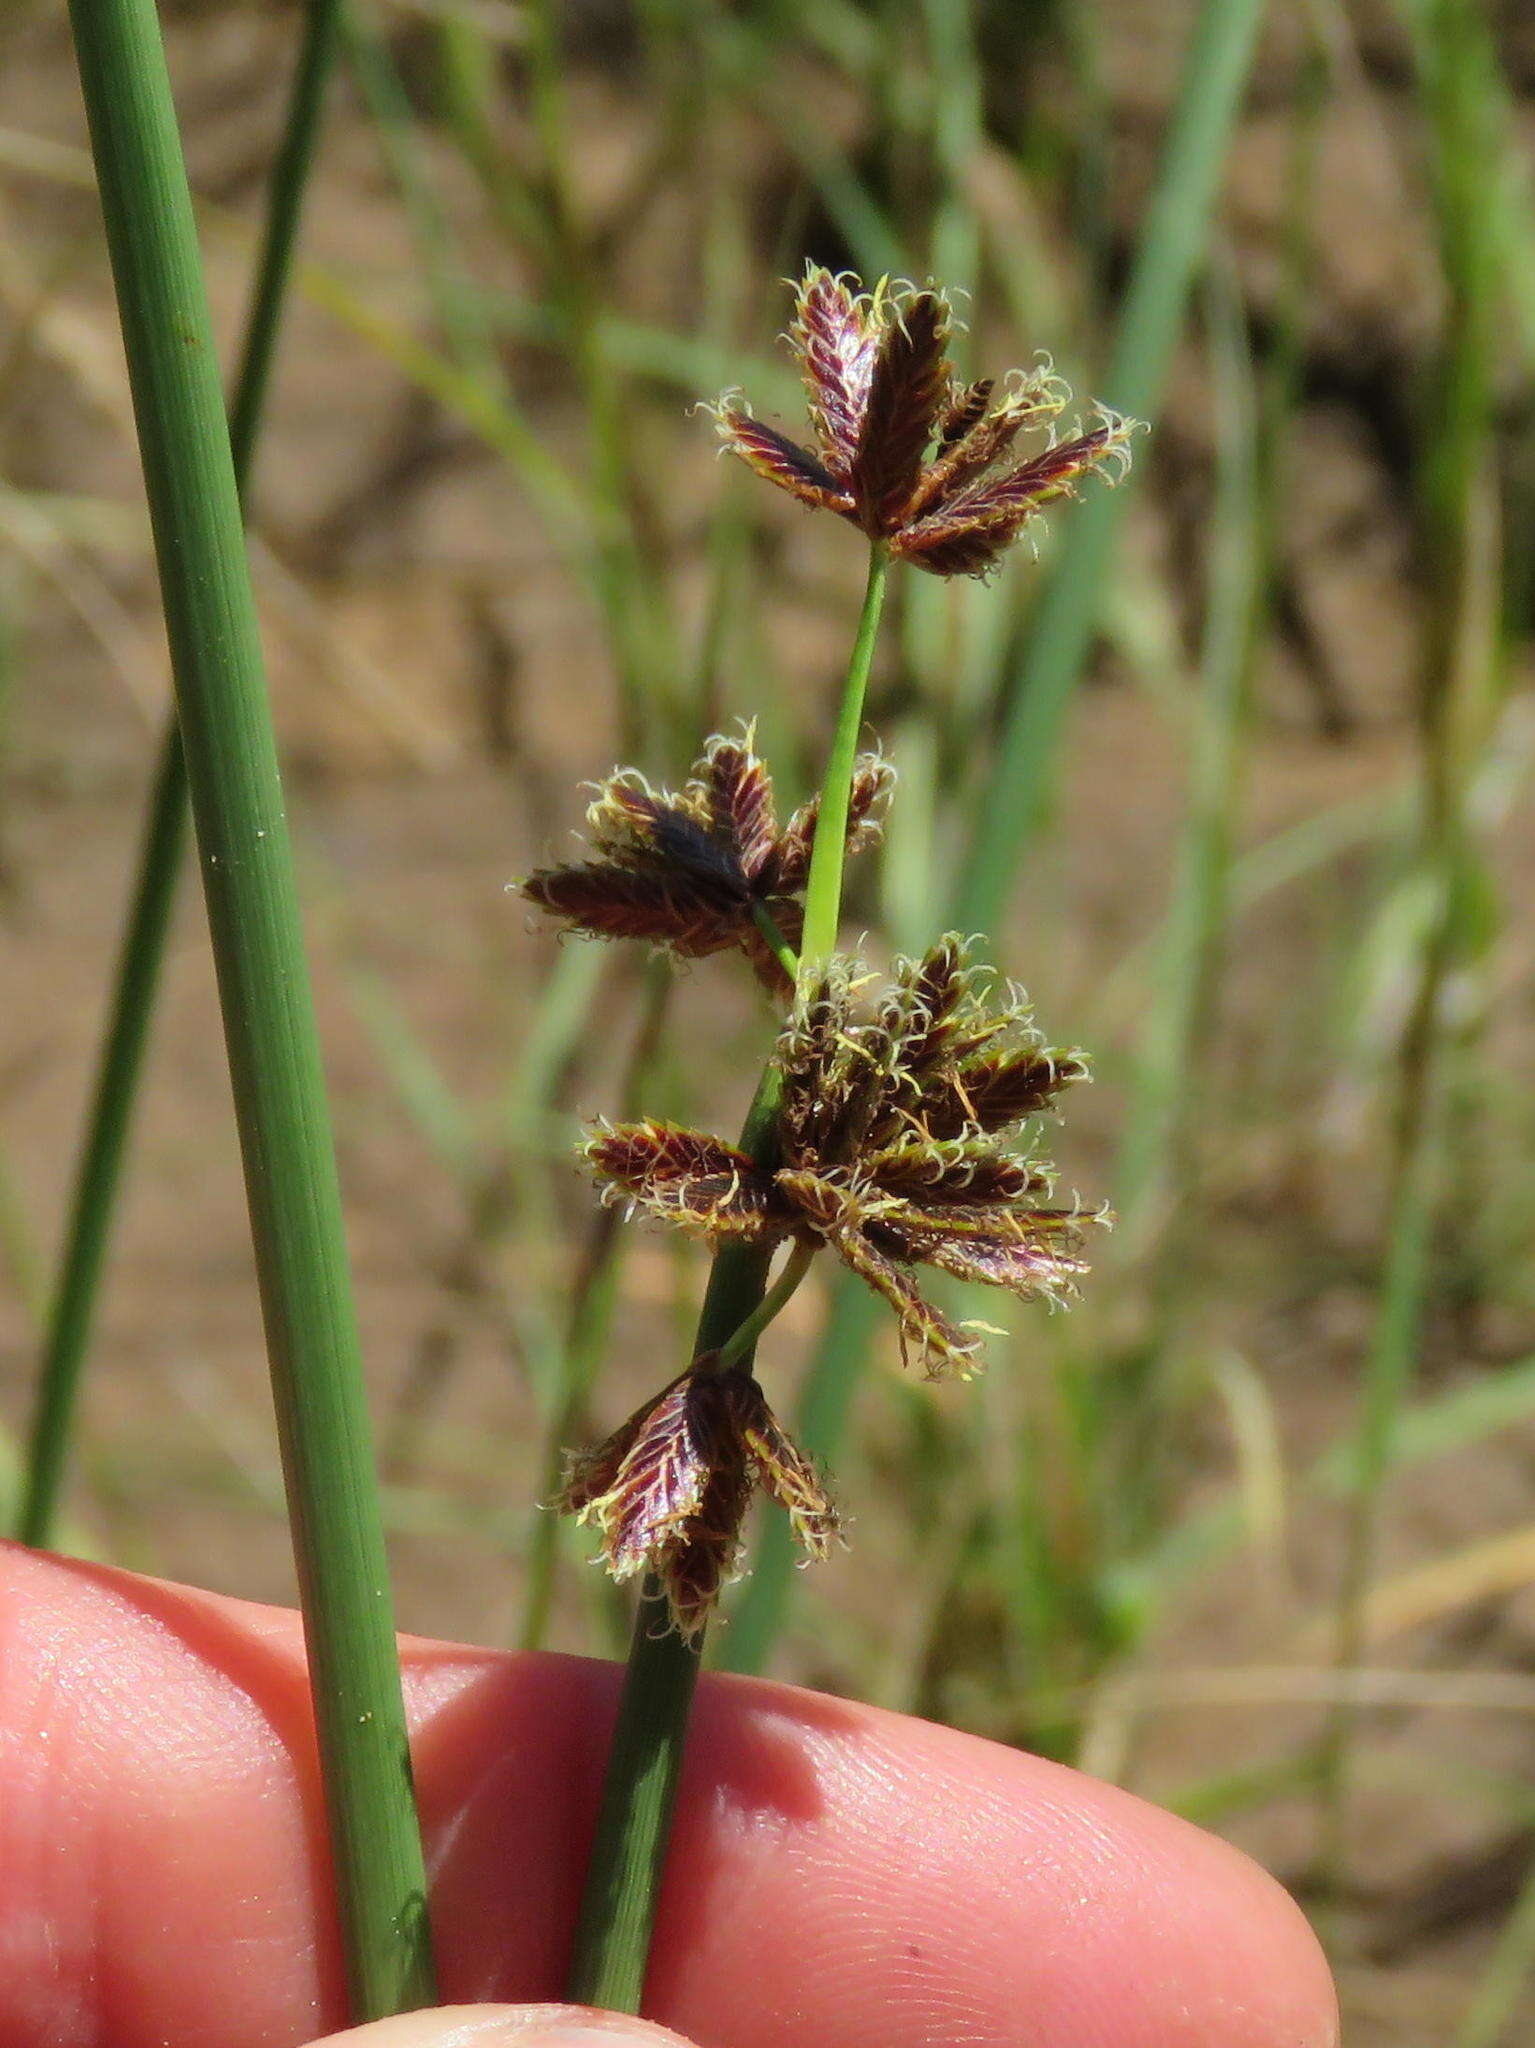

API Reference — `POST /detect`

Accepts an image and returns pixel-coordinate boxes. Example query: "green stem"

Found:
[565,1582,701,2010]
[713,1240,816,1373]
[564,1213,810,2014]
[800,544,889,974]
[567,543,892,2012]
[64,0,433,2018]
[749,897,801,987]
[20,0,334,1527]
[17,0,342,1553]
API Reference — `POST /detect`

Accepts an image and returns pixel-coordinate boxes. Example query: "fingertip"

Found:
[912,1705,1341,2048]
[1189,1842,1339,2048]
[657,1680,1339,2048]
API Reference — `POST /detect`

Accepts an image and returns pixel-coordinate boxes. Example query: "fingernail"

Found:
[305,2006,697,2048]
[516,2032,664,2046]
[498,2014,694,2047]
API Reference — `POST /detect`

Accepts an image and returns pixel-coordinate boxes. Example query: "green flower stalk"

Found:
[539,264,1134,2012]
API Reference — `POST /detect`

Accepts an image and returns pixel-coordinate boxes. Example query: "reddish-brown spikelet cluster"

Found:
[556,1365,841,1641]
[520,725,892,992]
[711,266,1138,576]
[524,270,1128,1634]
[585,937,1106,1382]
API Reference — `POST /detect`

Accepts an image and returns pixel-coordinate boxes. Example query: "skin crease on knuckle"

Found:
[0,1546,1339,2048]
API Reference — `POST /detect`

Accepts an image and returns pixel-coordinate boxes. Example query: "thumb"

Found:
[304,2006,699,2048]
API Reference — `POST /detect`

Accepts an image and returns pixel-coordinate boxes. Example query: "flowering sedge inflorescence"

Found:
[520,266,1130,1638]
[587,942,1096,1381]
[709,265,1136,576]
[523,725,891,994]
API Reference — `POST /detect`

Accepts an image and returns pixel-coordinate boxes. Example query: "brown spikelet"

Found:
[559,1368,840,1638]
[884,523,1015,578]
[522,863,745,955]
[704,731,779,882]
[711,407,852,513]
[936,377,993,446]
[943,415,1135,522]
[894,411,1138,576]
[902,377,1062,524]
[792,268,884,478]
[584,1120,784,1241]
[917,1217,1091,1302]
[775,964,888,1168]
[558,1378,702,1570]
[938,1045,1086,1136]
[660,1455,756,1640]
[848,292,952,535]
[826,1219,986,1380]
[741,1399,843,1559]
[881,935,976,1079]
[859,1140,1045,1207]
[573,942,1099,1387]
[557,1401,648,1525]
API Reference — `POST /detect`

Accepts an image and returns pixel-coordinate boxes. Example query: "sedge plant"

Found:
[518,267,1135,2011]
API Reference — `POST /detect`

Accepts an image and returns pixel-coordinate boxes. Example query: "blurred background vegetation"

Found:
[2,1,1534,2040]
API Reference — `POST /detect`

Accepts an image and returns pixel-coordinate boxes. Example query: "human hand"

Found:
[0,1544,1336,2046]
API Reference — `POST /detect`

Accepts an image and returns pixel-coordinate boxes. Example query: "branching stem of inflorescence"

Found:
[749,900,802,987]
[713,1240,817,1373]
[565,538,889,2012]
[799,544,890,975]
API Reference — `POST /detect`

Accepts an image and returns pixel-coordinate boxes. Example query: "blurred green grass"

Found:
[3,0,1535,2040]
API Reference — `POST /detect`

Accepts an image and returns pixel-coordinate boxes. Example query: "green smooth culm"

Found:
[63,0,435,2018]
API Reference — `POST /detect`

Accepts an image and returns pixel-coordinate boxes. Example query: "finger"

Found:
[0,1546,1336,2048]
[304,2004,697,2047]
